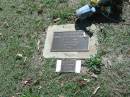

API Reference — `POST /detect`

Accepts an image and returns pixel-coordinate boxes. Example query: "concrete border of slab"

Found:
[43,24,98,59]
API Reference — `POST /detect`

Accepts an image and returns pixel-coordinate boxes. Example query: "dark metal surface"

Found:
[51,31,89,52]
[61,59,76,72]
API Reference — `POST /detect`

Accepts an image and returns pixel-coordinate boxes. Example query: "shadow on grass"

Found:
[75,0,125,37]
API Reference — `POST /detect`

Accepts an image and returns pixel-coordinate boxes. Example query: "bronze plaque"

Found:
[51,31,89,52]
[61,59,76,72]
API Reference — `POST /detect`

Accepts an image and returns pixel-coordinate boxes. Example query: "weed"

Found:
[85,55,102,74]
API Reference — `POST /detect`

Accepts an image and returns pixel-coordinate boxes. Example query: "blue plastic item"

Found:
[76,4,96,19]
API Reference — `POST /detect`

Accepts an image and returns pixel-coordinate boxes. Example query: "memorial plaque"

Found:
[51,31,89,52]
[56,59,81,73]
[61,59,76,72]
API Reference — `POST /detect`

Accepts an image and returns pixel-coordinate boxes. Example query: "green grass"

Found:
[0,0,130,97]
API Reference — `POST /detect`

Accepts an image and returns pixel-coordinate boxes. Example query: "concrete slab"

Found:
[43,24,98,59]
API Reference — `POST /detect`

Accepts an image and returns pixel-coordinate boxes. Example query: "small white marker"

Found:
[56,60,62,72]
[75,60,81,73]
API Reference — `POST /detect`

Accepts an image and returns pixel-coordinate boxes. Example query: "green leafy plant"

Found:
[85,55,102,74]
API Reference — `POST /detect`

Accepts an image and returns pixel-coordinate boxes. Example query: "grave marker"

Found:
[51,31,89,52]
[56,59,81,73]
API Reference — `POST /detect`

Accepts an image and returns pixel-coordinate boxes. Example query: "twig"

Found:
[90,86,100,97]
[37,39,40,50]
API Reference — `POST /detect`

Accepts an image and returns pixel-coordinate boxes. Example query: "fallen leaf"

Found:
[16,53,23,60]
[21,78,32,86]
[91,73,98,79]
[53,18,60,23]
[84,78,90,82]
[16,54,23,57]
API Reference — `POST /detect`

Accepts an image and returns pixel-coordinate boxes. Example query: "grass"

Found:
[0,0,130,97]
